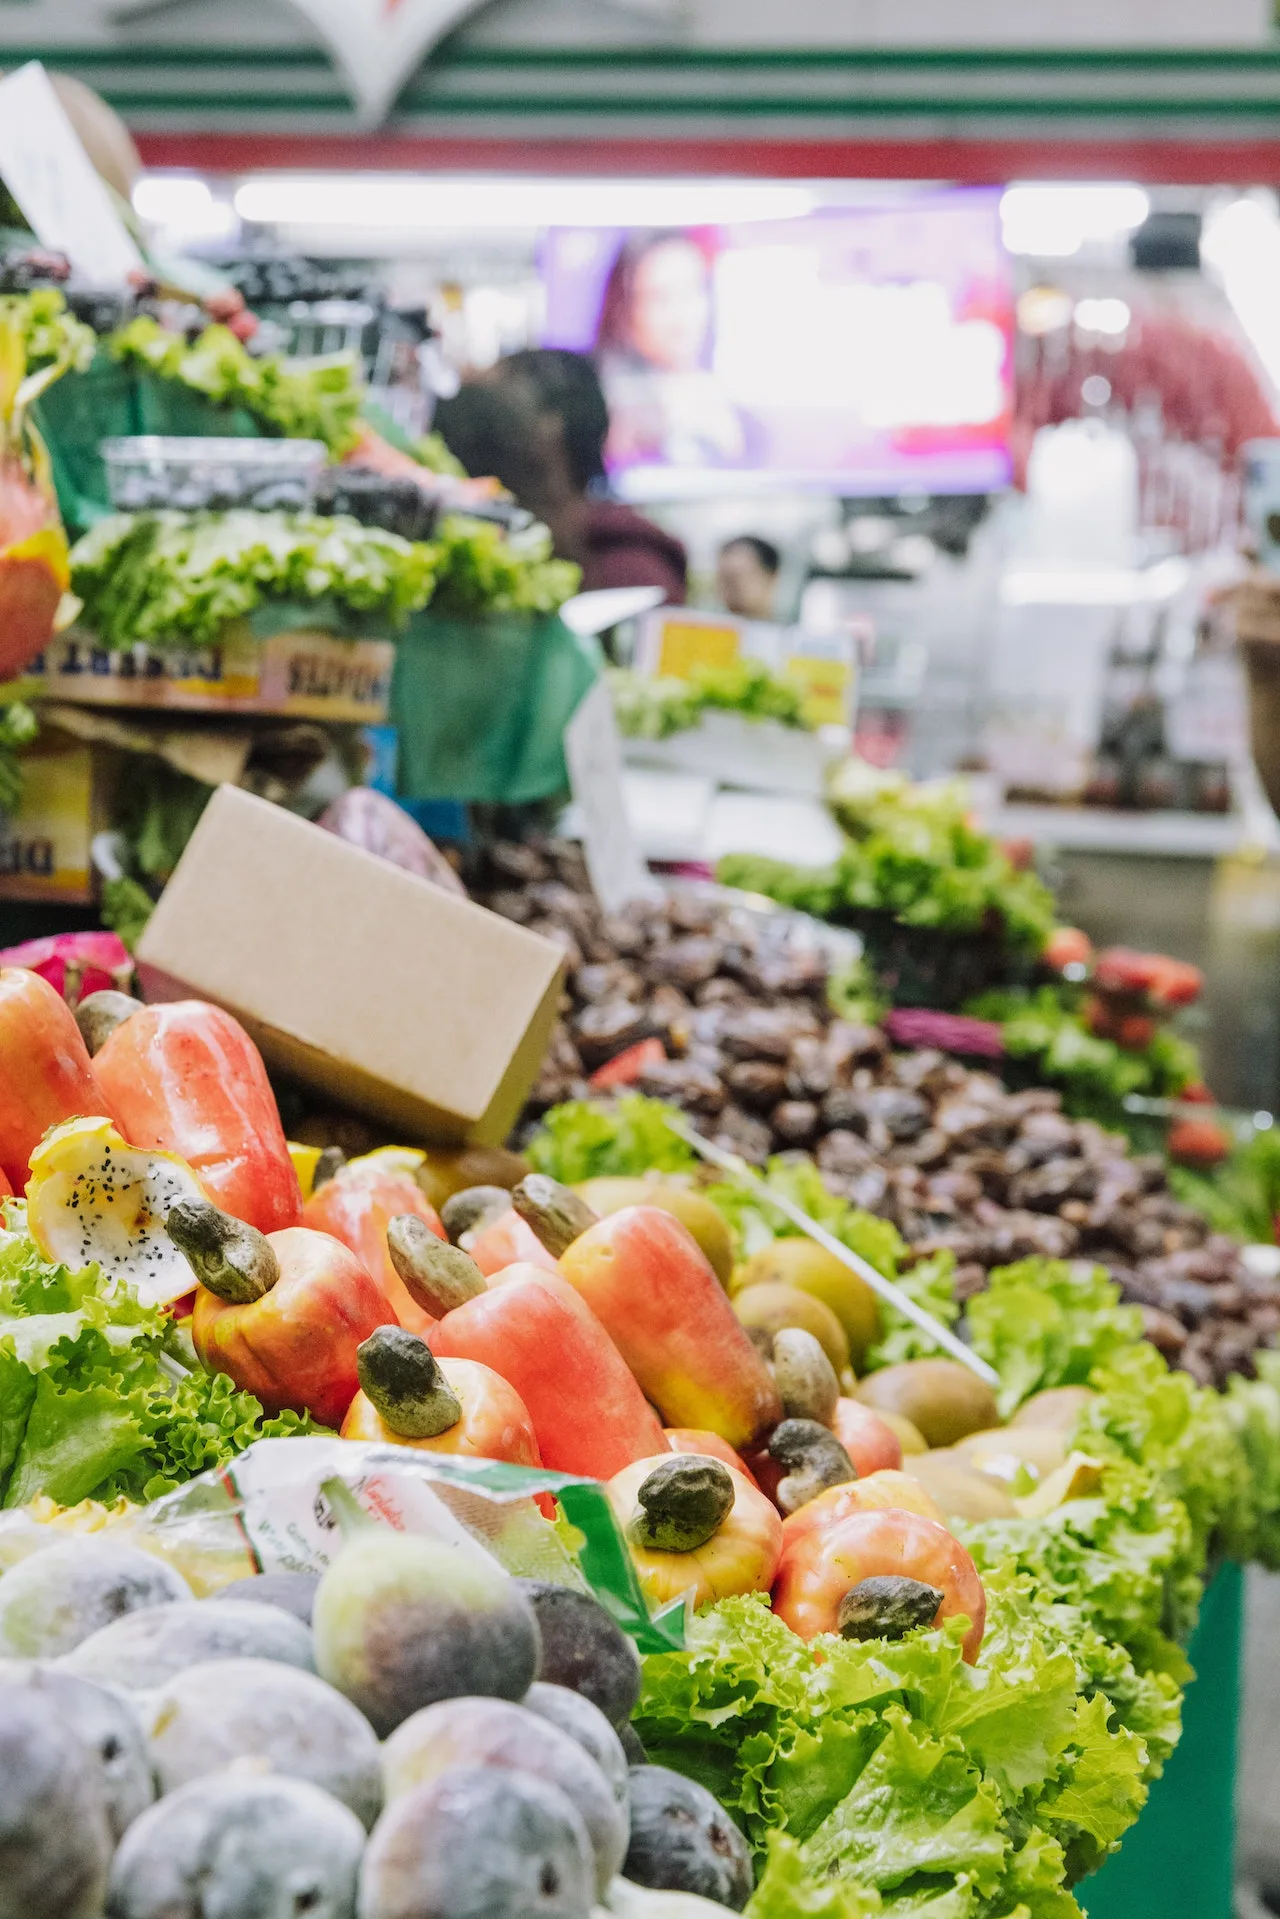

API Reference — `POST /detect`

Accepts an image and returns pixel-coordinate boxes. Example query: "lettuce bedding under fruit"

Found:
[634,1249,1268,1919]
[0,1207,311,1508]
[530,1096,1276,1915]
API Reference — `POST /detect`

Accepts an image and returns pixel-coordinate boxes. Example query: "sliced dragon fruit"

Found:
[27,1116,211,1307]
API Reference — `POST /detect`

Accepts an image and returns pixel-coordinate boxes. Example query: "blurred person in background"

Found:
[436,348,687,603]
[717,535,781,622]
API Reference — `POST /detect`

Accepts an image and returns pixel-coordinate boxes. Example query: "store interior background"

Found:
[124,159,1280,1122]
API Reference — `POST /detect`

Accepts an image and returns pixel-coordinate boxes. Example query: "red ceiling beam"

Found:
[134,130,1280,183]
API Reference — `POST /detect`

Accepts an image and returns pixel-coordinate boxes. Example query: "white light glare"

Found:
[1202,196,1280,397]
[233,174,816,232]
[1000,184,1150,258]
[1074,297,1131,336]
[133,174,237,238]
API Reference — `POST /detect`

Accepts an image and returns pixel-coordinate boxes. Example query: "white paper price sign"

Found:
[0,64,142,288]
[563,677,661,916]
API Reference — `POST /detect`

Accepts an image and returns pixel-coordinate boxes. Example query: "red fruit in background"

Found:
[1084,996,1157,1050]
[204,288,246,322]
[1112,1013,1159,1052]
[1001,838,1035,872]
[589,1038,667,1091]
[1043,927,1093,974]
[0,932,131,1005]
[1179,1083,1216,1106]
[1084,995,1119,1039]
[1093,947,1165,997]
[1167,1117,1232,1167]
[1146,958,1204,1009]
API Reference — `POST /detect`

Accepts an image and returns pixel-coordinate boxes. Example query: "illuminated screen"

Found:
[541,189,1013,498]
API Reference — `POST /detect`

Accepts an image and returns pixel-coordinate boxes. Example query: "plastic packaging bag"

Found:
[109,1437,686,1654]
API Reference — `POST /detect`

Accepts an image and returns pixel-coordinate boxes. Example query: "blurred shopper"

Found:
[717,535,780,621]
[436,349,687,602]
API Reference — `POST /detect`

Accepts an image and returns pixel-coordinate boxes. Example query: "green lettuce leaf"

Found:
[0,1226,317,1509]
[801,1707,1007,1895]
[747,1836,883,1918]
[525,1095,697,1186]
[965,1261,1143,1419]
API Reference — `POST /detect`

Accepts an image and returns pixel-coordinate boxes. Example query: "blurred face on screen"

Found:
[629,239,711,372]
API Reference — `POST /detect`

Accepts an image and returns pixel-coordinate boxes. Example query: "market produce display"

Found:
[0,927,1277,1918]
[473,839,1274,1388]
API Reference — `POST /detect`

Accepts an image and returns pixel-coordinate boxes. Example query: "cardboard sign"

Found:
[563,677,660,916]
[136,787,565,1147]
[0,64,142,287]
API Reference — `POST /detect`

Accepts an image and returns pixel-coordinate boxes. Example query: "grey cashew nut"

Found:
[769,1327,840,1427]
[767,1417,857,1515]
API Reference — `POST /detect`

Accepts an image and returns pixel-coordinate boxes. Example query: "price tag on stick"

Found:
[0,64,142,289]
[563,678,661,916]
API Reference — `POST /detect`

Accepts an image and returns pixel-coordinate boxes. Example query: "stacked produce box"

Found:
[0,278,583,920]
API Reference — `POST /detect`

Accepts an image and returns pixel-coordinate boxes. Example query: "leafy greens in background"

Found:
[966,986,1199,1135]
[1168,1124,1280,1246]
[427,515,580,618]
[7,289,96,378]
[0,1210,313,1508]
[718,767,1056,957]
[609,660,813,742]
[71,508,579,650]
[70,509,440,648]
[534,1094,1279,1915]
[109,316,363,458]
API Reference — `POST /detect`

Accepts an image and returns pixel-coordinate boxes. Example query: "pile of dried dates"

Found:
[474,839,1280,1389]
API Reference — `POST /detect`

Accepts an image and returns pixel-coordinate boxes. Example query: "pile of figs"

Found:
[0,1520,752,1919]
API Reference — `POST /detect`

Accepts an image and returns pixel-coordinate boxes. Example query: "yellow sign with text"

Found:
[784,653,855,729]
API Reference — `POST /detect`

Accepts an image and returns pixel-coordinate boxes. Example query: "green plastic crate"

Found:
[1082,1562,1242,1919]
[391,610,600,807]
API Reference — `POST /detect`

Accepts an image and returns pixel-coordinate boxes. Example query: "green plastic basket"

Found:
[391,610,600,807]
[1082,1561,1241,1919]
